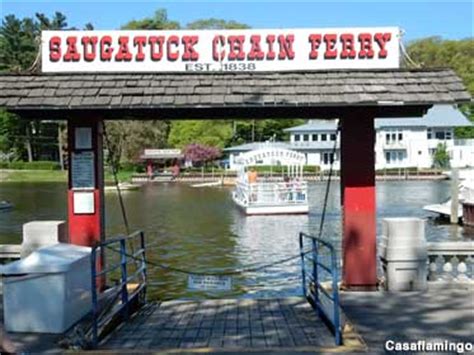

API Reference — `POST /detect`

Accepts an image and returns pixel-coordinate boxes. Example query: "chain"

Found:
[104,244,315,277]
[318,122,341,239]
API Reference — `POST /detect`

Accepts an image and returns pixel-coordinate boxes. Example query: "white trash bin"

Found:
[2,243,92,333]
[379,217,428,291]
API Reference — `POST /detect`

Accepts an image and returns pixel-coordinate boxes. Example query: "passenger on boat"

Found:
[171,161,180,180]
[280,176,292,201]
[293,177,305,201]
[248,168,258,184]
[248,168,258,202]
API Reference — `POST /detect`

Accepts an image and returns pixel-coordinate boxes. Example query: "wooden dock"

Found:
[102,297,340,351]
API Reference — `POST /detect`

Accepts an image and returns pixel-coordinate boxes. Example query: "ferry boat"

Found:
[231,147,309,215]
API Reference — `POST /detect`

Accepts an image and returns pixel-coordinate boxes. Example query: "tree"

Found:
[121,9,180,30]
[0,12,94,162]
[0,15,38,72]
[186,18,249,30]
[406,37,474,138]
[105,120,170,165]
[183,143,221,166]
[432,142,450,169]
[168,120,232,149]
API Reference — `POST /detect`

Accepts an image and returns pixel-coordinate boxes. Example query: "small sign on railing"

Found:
[188,274,232,291]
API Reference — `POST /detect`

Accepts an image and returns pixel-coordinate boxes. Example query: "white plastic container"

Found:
[2,243,92,333]
[379,218,428,291]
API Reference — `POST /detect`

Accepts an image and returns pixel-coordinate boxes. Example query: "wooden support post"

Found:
[340,114,377,290]
[67,119,105,248]
[450,168,459,224]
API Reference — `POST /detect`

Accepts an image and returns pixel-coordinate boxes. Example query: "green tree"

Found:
[406,37,474,138]
[121,9,180,30]
[186,18,249,30]
[0,15,38,72]
[168,120,232,149]
[0,12,92,162]
[432,142,450,169]
[105,120,170,165]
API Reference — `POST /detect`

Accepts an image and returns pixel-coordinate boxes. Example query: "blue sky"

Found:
[1,1,472,42]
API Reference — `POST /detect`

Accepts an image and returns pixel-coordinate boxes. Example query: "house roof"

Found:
[374,104,472,128]
[0,69,470,120]
[224,141,339,152]
[224,142,291,152]
[284,105,472,132]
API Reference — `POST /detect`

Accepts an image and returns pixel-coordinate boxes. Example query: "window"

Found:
[385,150,406,164]
[294,134,300,142]
[445,131,452,140]
[312,134,318,141]
[427,129,432,139]
[385,129,404,144]
[435,131,445,140]
[321,134,327,141]
[322,152,335,165]
[303,134,309,142]
[330,134,336,141]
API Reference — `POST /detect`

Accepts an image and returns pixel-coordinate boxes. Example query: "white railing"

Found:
[427,242,474,285]
[454,139,474,146]
[234,180,308,206]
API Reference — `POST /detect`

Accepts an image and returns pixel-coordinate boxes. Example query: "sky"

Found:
[0,1,472,42]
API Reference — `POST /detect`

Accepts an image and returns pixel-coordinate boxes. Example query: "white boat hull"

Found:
[232,194,308,215]
[423,202,462,219]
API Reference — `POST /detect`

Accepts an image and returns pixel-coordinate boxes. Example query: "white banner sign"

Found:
[236,148,306,166]
[42,27,400,73]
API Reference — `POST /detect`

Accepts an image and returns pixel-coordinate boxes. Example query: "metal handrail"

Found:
[299,232,342,345]
[90,230,147,348]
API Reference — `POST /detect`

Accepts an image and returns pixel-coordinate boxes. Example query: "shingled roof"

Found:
[0,69,470,119]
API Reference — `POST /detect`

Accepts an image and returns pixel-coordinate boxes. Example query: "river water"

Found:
[0,180,472,300]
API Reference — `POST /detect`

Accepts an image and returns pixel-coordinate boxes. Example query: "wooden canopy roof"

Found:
[0,69,470,120]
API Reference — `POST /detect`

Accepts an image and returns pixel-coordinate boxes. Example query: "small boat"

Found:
[104,182,140,192]
[423,180,474,219]
[231,147,309,215]
[191,180,223,188]
[0,200,13,211]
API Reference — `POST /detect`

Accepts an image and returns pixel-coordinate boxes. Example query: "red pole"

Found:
[340,114,377,290]
[67,119,105,247]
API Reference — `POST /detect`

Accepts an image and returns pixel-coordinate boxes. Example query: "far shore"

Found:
[0,169,448,184]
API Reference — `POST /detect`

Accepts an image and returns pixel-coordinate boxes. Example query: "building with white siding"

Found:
[225,105,474,170]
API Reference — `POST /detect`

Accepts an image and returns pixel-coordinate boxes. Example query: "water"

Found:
[1,180,472,300]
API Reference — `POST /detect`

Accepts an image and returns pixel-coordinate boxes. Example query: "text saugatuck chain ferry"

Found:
[43,27,399,72]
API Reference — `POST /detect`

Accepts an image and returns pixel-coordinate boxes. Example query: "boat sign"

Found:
[188,274,232,291]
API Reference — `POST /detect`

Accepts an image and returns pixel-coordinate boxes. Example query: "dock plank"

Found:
[102,297,336,351]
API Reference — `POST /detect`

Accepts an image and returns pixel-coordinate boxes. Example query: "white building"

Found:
[226,105,474,170]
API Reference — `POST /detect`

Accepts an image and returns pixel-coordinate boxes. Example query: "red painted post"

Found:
[340,114,377,290]
[67,119,105,247]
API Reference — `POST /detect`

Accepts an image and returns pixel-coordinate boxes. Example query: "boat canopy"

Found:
[234,147,305,167]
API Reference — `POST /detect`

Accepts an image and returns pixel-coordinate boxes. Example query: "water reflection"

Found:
[231,214,308,297]
[0,180,472,300]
